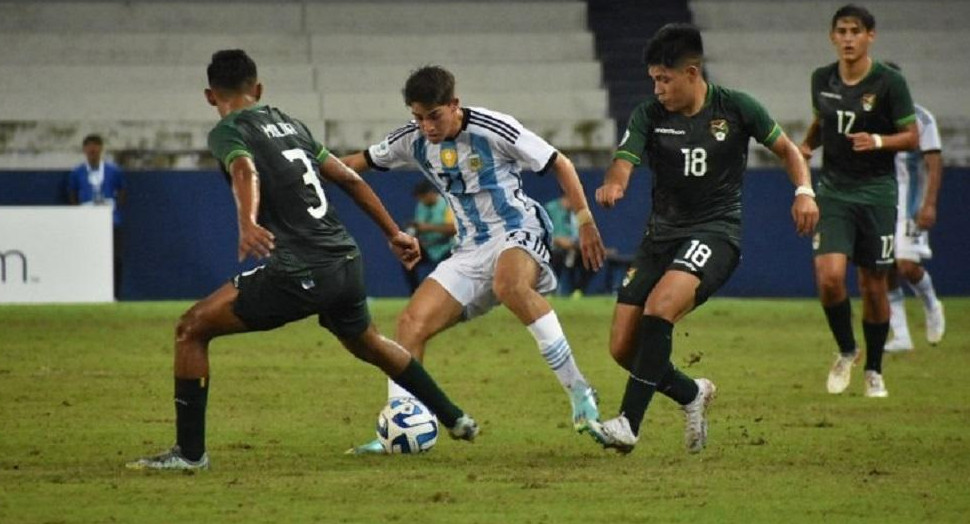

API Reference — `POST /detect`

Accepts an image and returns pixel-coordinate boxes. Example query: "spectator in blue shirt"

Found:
[544,196,592,297]
[67,134,126,298]
[404,180,456,293]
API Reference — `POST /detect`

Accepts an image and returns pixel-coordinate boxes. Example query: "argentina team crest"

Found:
[861,93,876,112]
[468,154,483,173]
[710,119,729,141]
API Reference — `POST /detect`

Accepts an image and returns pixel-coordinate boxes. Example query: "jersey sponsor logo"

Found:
[862,94,877,112]
[440,147,458,169]
[820,91,842,100]
[710,119,729,142]
[654,127,686,135]
[622,267,636,288]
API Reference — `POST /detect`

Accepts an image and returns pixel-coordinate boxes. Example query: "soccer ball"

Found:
[376,397,438,453]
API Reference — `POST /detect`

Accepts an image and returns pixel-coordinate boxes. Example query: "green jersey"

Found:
[615,83,782,246]
[811,60,916,205]
[208,104,357,274]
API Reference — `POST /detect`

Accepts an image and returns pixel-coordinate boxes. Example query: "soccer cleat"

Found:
[925,301,945,345]
[345,438,387,455]
[125,445,209,471]
[864,370,889,398]
[568,382,600,433]
[826,351,858,394]
[683,378,716,454]
[448,414,479,442]
[587,415,638,454]
[884,337,914,353]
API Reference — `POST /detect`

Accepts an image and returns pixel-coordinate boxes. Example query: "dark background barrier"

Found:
[2,168,967,299]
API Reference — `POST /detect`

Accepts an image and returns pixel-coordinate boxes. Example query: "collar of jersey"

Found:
[444,107,472,141]
[221,103,267,123]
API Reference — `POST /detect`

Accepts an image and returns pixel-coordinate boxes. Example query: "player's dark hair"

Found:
[832,4,875,31]
[403,66,455,106]
[413,180,436,196]
[207,49,258,92]
[884,60,901,72]
[643,23,704,69]
[82,134,103,147]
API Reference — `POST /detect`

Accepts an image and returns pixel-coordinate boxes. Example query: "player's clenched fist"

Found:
[595,183,625,208]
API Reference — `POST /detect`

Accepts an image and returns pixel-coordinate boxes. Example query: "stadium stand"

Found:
[691,0,970,165]
[0,0,615,168]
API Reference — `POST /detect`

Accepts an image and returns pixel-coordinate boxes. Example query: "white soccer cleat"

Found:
[826,351,858,394]
[925,301,945,345]
[448,414,479,442]
[587,415,638,454]
[126,445,210,471]
[864,370,889,398]
[884,337,914,353]
[683,378,716,454]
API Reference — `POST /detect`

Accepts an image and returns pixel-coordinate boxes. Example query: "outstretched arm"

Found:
[552,153,605,271]
[769,133,819,237]
[319,155,420,269]
[228,156,275,261]
[339,152,370,174]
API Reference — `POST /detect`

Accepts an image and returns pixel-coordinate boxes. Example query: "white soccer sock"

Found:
[906,272,940,311]
[387,378,413,400]
[887,287,911,341]
[526,310,586,390]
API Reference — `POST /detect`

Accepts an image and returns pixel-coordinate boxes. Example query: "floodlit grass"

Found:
[1,297,967,523]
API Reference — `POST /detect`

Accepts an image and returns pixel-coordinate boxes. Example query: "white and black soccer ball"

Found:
[376,397,438,453]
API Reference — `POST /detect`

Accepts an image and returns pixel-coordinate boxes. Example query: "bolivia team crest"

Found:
[710,119,729,141]
[440,147,458,169]
[861,93,876,112]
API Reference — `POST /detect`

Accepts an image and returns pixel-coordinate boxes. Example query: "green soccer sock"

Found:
[391,359,463,428]
[823,299,857,355]
[175,377,208,462]
[619,315,674,435]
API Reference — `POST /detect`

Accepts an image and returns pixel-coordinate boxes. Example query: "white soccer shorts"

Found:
[429,228,557,320]
[894,218,932,262]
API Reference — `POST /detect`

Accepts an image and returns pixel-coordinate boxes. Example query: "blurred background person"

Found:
[67,134,126,299]
[884,61,946,352]
[403,180,456,294]
[544,195,593,297]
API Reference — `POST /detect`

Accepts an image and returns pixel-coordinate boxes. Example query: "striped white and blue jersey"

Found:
[895,104,942,220]
[365,106,558,252]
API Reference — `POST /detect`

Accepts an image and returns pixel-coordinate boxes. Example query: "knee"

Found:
[609,339,635,370]
[396,310,430,350]
[175,308,209,347]
[815,272,844,302]
[492,277,527,306]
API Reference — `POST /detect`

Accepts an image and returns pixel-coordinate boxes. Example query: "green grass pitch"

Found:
[1,297,967,522]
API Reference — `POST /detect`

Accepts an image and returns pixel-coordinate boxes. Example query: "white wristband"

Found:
[872,134,883,149]
[795,185,816,198]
